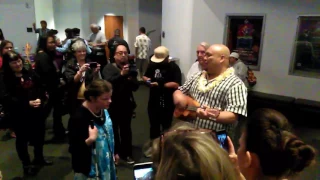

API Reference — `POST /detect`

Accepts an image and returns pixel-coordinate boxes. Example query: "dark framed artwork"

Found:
[223,14,266,71]
[289,15,320,78]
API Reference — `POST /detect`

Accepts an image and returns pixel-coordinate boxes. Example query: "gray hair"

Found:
[72,40,86,51]
[90,23,99,29]
[199,42,210,50]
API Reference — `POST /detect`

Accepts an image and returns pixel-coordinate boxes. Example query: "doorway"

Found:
[104,15,124,58]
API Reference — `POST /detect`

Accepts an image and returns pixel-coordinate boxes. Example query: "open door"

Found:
[104,15,124,58]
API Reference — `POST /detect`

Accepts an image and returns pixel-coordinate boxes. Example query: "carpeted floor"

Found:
[0,85,319,180]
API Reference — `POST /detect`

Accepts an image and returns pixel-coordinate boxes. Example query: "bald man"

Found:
[87,24,107,48]
[173,44,247,137]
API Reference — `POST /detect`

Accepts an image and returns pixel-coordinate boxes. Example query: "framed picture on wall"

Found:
[223,14,266,71]
[289,15,320,78]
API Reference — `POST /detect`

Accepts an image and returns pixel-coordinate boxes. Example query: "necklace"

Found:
[198,67,234,93]
[86,105,104,122]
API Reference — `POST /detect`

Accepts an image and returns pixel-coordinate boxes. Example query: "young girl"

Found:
[69,79,116,180]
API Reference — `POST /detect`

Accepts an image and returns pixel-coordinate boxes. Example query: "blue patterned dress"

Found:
[87,110,117,180]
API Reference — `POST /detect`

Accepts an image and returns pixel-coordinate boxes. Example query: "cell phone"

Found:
[89,62,98,68]
[146,80,151,84]
[133,162,153,180]
[216,130,229,151]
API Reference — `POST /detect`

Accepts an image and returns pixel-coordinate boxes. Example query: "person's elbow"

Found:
[173,90,183,101]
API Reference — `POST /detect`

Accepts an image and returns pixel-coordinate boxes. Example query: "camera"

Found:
[88,62,98,68]
[133,162,153,180]
[128,59,138,77]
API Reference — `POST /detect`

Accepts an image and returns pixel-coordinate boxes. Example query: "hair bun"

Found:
[284,137,316,173]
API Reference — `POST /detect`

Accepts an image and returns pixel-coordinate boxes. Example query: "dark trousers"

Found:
[44,90,65,137]
[13,111,46,166]
[148,105,174,140]
[109,107,133,158]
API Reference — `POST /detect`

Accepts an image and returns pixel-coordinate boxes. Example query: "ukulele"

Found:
[173,95,201,119]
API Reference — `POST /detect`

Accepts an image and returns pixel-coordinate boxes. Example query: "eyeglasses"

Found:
[115,51,128,56]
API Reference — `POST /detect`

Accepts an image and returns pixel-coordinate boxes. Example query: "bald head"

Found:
[209,44,230,66]
[209,44,230,57]
[90,24,99,33]
[204,44,231,76]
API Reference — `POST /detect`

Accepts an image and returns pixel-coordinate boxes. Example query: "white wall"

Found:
[139,0,162,54]
[162,0,194,81]
[53,0,90,41]
[162,0,320,101]
[34,0,55,30]
[0,0,37,52]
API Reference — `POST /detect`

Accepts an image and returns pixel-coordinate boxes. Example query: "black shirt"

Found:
[34,51,61,92]
[144,61,182,108]
[102,63,139,110]
[68,105,105,175]
[3,69,45,119]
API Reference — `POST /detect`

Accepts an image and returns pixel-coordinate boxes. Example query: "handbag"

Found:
[77,71,102,100]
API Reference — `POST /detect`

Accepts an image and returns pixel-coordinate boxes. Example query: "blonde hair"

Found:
[199,42,210,50]
[152,122,238,180]
[72,40,86,52]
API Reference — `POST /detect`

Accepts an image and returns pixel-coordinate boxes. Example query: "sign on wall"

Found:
[223,14,266,71]
[289,15,320,78]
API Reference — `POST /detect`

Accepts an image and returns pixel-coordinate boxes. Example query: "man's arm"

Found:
[56,39,71,53]
[172,74,198,108]
[33,23,39,33]
[199,83,247,124]
[102,64,126,83]
[84,40,92,54]
[164,63,182,89]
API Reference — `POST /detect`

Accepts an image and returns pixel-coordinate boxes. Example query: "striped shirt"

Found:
[178,70,247,132]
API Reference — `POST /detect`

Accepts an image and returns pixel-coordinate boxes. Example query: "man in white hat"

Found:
[142,46,181,157]
[229,52,248,87]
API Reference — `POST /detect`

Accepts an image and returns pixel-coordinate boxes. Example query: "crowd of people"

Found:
[0,20,317,180]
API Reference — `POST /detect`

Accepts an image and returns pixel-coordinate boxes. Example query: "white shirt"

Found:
[87,31,107,44]
[134,34,151,59]
[232,60,248,88]
[187,61,202,81]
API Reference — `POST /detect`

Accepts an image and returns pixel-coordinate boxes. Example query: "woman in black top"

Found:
[63,40,101,116]
[2,51,52,176]
[35,35,66,140]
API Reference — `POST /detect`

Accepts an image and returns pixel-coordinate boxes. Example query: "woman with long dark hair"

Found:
[2,51,52,176]
[0,29,5,43]
[34,35,66,141]
[0,40,13,70]
[0,40,16,138]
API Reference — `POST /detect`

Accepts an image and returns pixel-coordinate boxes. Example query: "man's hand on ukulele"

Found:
[197,105,220,120]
